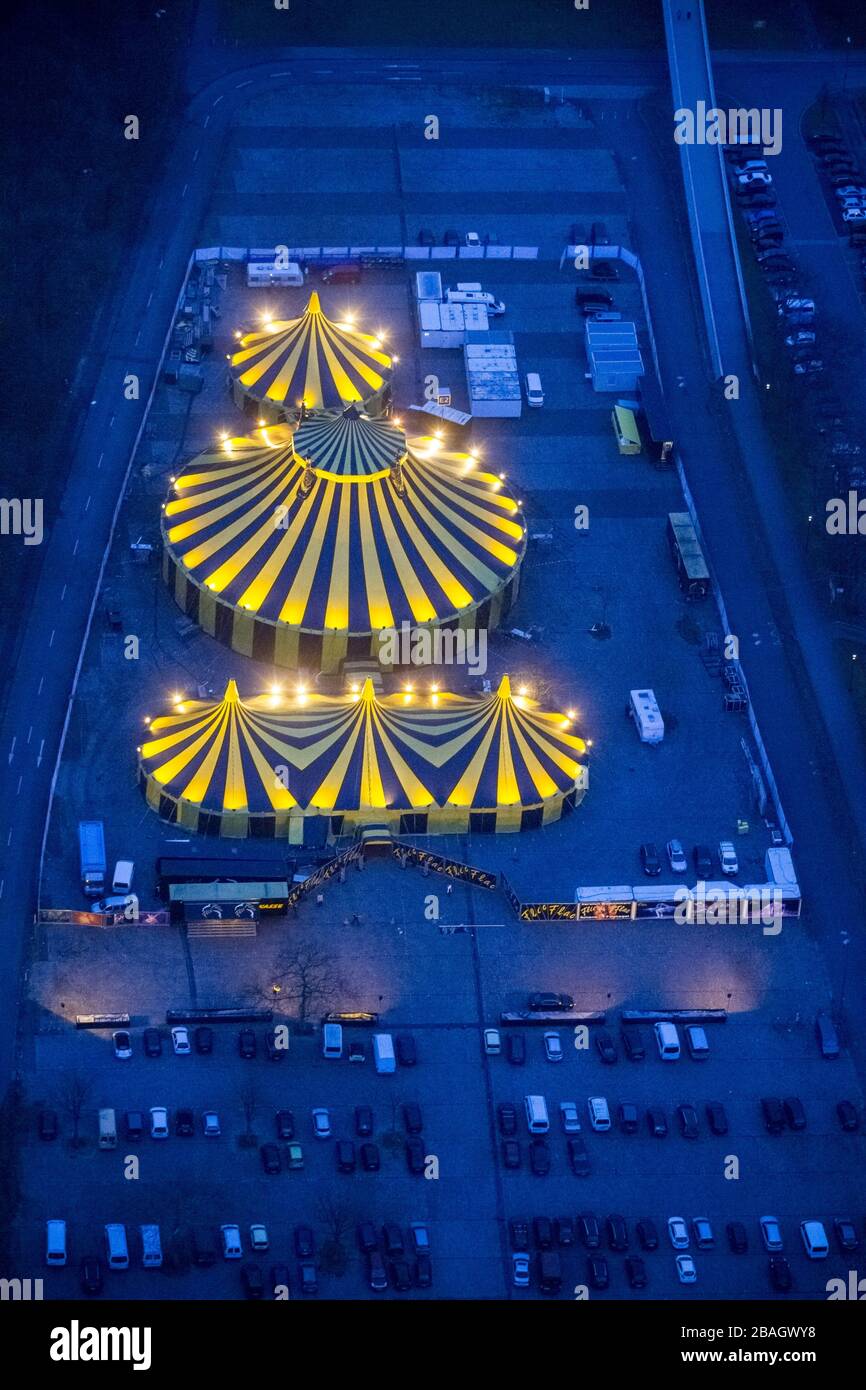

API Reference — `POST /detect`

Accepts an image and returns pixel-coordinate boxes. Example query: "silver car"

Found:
[666,839,687,873]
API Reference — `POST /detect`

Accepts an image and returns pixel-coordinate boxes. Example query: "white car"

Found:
[512,1252,530,1287]
[718,841,739,875]
[587,1096,611,1132]
[465,231,481,247]
[483,1028,502,1055]
[559,1101,581,1133]
[666,839,687,873]
[732,158,769,176]
[676,1254,697,1284]
[737,170,772,187]
[171,1026,191,1055]
[800,1220,829,1259]
[249,1223,269,1252]
[760,1216,783,1251]
[668,1216,689,1249]
[842,207,866,222]
[543,1031,563,1062]
[220,1223,242,1259]
[149,1106,169,1139]
[112,1030,132,1060]
[202,1111,220,1137]
[312,1107,331,1138]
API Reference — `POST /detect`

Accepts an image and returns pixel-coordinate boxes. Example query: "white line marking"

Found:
[235,80,252,88]
[73,537,79,556]
[135,329,142,346]
[203,113,210,127]
[48,630,55,647]
[6,829,11,847]
[97,452,104,468]
[37,739,45,766]
[27,726,32,744]
[108,415,115,429]
[269,73,293,78]
[213,94,224,106]
[181,183,188,198]
[84,496,91,512]
[0,880,4,900]
[60,585,67,601]
[147,291,154,307]
[193,147,199,163]
[16,775,22,795]
[37,677,44,696]
[7,737,15,764]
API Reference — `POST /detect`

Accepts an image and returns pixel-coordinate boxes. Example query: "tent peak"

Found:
[496,674,512,699]
[306,291,322,315]
[223,679,240,704]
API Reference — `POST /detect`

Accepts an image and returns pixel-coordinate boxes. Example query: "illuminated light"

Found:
[233,330,242,340]
[566,708,576,719]
[258,418,266,427]
[350,683,359,693]
[270,683,282,696]
[392,354,400,363]
[370,338,382,350]
[431,693,439,705]
[403,682,413,693]
[430,683,439,693]
[499,471,506,480]
[403,693,413,703]
[144,716,151,726]
[587,739,594,748]
[435,430,443,440]
[351,692,361,703]
[296,682,307,695]
[219,432,229,442]
[518,685,528,696]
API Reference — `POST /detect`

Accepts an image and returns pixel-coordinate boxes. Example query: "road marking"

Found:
[61,585,67,601]
[37,739,45,766]
[97,452,104,469]
[213,94,224,106]
[7,737,15,765]
[193,147,199,163]
[16,775,22,795]
[73,538,79,556]
[235,80,252,88]
[158,255,164,270]
[84,495,91,512]
[48,629,55,647]
[6,829,11,847]
[182,183,188,199]
[147,291,154,307]
[27,726,32,744]
[269,73,293,78]
[108,415,115,429]
[203,114,210,128]
[135,329,142,346]
[37,677,44,696]
[0,880,4,900]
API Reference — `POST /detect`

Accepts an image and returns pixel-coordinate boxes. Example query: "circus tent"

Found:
[228,292,393,422]
[138,675,588,839]
[161,410,526,673]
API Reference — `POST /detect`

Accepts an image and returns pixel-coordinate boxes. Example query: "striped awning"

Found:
[229,292,392,414]
[162,413,525,638]
[138,676,588,835]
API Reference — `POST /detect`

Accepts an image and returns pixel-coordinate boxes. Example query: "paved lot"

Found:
[20,78,863,1302]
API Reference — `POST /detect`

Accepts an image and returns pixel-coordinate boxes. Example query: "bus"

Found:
[667,512,710,599]
[611,404,641,455]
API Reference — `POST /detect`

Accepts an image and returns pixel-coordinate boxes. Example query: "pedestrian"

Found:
[446,883,453,896]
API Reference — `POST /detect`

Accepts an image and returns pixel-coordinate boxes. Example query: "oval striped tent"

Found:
[138,676,588,838]
[161,411,526,673]
[228,291,393,422]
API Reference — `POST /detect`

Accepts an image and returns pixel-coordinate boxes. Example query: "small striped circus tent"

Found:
[228,292,393,422]
[138,676,588,839]
[161,410,526,673]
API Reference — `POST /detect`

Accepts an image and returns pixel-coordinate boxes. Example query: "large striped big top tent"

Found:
[138,675,588,839]
[161,410,526,673]
[228,292,392,422]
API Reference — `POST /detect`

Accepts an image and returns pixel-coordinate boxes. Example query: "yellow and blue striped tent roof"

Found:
[161,414,525,635]
[229,292,392,413]
[138,676,587,819]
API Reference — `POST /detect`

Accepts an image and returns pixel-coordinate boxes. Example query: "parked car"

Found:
[417,228,436,246]
[816,1011,840,1058]
[39,1109,59,1141]
[761,1097,785,1134]
[621,1028,646,1060]
[483,1028,501,1055]
[587,1254,609,1289]
[113,1029,132,1059]
[560,1100,581,1133]
[389,1259,412,1292]
[528,992,574,1012]
[382,1224,404,1257]
[836,1099,859,1131]
[640,842,661,875]
[237,1029,256,1059]
[354,1105,373,1137]
[348,1039,366,1062]
[685,1025,709,1060]
[241,1263,264,1299]
[512,1252,530,1287]
[769,1256,792,1291]
[286,1141,304,1170]
[360,1142,380,1172]
[575,289,614,313]
[727,1221,748,1253]
[336,1140,356,1173]
[543,1031,563,1062]
[529,1139,551,1175]
[510,1218,530,1251]
[626,1257,647,1289]
[718,840,738,874]
[693,844,713,877]
[595,1030,617,1064]
[669,1217,690,1250]
[606,1214,628,1251]
[501,1139,521,1170]
[693,1218,714,1249]
[298,1261,318,1294]
[677,1105,700,1140]
[80,1256,103,1295]
[294,1225,315,1258]
[124,1110,144,1141]
[637,1218,659,1251]
[619,1103,639,1134]
[149,1106,169,1139]
[834,1217,859,1253]
[647,1107,668,1138]
[706,1101,728,1135]
[275,1110,295,1140]
[171,1026,191,1055]
[406,1137,426,1174]
[507,1033,526,1065]
[357,1222,378,1253]
[666,839,687,872]
[194,1026,213,1055]
[442,229,461,246]
[396,1034,417,1066]
[265,1029,286,1062]
[760,1216,783,1251]
[143,1027,162,1058]
[498,1103,518,1137]
[311,1108,331,1139]
[269,1263,291,1296]
[676,1255,697,1284]
[555,1216,576,1248]
[783,1096,807,1131]
[202,1110,220,1137]
[260,1143,281,1174]
[579,1211,601,1249]
[568,1137,590,1176]
[175,1108,195,1137]
[403,1102,423,1134]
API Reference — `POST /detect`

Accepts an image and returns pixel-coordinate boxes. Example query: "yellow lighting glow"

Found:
[566,708,576,719]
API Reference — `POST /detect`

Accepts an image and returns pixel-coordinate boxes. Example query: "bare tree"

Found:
[58,1071,91,1148]
[316,1195,353,1276]
[268,942,344,1023]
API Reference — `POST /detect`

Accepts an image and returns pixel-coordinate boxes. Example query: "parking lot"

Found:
[19,75,865,1302]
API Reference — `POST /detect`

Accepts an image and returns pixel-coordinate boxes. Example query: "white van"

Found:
[322,1023,343,1059]
[220,1224,242,1259]
[98,1107,117,1149]
[444,287,505,315]
[140,1224,163,1268]
[46,1219,67,1267]
[525,372,544,407]
[587,1096,611,1132]
[104,1224,129,1270]
[800,1220,829,1259]
[524,1094,549,1134]
[112,860,134,894]
[372,1033,396,1074]
[654,1021,681,1060]
[685,1025,709,1060]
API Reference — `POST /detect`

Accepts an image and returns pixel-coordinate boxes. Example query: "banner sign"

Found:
[286,844,363,908]
[395,842,497,890]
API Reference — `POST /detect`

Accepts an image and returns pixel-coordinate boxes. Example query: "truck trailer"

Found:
[79,820,107,897]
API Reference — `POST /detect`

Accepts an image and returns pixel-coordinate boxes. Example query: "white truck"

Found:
[79,820,106,897]
[246,261,304,288]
